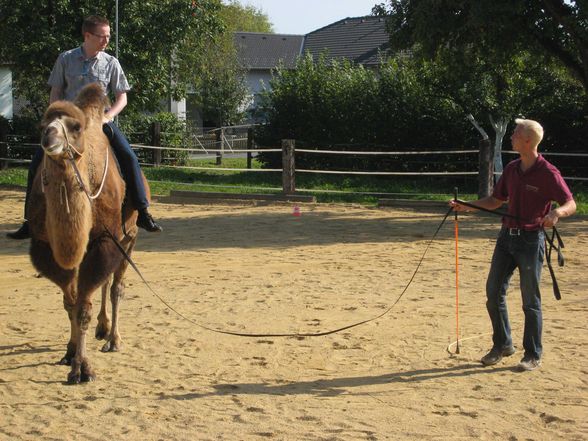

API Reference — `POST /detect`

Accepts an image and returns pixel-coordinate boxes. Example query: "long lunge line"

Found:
[112,207,455,338]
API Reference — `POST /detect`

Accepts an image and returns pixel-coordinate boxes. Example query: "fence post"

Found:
[0,121,8,170]
[216,128,223,165]
[282,139,295,194]
[478,138,494,198]
[150,121,162,166]
[246,127,253,169]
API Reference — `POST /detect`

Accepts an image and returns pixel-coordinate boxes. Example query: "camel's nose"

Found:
[44,125,57,136]
[42,126,58,147]
[42,125,58,142]
[41,122,65,155]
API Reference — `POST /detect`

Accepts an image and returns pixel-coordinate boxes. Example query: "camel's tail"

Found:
[74,83,109,122]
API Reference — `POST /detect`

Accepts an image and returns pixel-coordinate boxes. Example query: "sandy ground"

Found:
[0,188,586,441]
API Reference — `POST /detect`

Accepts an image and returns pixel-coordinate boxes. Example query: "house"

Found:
[302,16,389,67]
[234,16,390,121]
[233,32,304,111]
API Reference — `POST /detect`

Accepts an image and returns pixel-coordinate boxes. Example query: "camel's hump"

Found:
[75,83,109,112]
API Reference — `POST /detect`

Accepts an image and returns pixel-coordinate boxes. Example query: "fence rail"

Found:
[1,124,586,196]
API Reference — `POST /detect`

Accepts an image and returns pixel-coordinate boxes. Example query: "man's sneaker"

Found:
[480,346,516,366]
[7,221,30,240]
[517,356,541,372]
[137,209,162,233]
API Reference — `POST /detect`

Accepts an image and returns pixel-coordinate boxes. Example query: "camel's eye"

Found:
[71,122,82,133]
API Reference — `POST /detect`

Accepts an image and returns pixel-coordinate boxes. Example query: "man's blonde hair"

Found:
[514,118,544,146]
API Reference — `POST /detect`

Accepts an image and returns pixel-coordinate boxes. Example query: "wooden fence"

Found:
[1,123,585,200]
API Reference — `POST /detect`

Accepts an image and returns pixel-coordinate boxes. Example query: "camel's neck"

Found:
[43,156,93,270]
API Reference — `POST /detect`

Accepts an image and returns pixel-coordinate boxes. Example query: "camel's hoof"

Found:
[95,322,111,340]
[67,359,96,384]
[81,371,96,383]
[67,372,81,384]
[101,340,121,353]
[67,372,94,384]
[58,356,72,366]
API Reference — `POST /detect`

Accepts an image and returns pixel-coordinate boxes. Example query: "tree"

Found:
[187,0,273,126]
[0,0,224,117]
[413,47,578,173]
[221,0,273,32]
[375,0,587,172]
[375,0,588,92]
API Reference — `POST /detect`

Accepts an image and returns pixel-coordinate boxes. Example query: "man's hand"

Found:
[449,200,469,212]
[542,199,577,228]
[542,210,559,228]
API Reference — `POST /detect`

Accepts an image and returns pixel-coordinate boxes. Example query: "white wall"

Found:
[0,67,13,120]
[246,69,272,107]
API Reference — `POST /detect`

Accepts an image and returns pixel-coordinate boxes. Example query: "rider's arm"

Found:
[103,92,127,123]
[49,86,63,104]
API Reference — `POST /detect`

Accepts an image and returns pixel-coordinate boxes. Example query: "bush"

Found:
[254,54,586,179]
[118,111,189,165]
[254,55,475,172]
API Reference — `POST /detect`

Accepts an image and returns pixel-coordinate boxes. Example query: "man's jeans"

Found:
[24,121,148,218]
[486,227,545,359]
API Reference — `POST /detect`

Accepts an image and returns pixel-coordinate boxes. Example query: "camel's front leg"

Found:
[95,277,112,340]
[60,299,78,366]
[68,299,96,384]
[68,238,125,383]
[29,239,78,366]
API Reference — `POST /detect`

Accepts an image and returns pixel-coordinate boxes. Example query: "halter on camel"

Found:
[41,117,109,208]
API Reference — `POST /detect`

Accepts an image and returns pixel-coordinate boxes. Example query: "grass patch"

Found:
[1,161,586,213]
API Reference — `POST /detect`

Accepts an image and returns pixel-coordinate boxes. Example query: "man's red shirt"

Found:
[493,154,573,230]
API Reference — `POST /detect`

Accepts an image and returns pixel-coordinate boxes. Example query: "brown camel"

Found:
[27,83,146,384]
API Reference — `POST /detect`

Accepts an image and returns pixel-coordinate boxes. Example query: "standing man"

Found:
[7,15,161,239]
[450,118,575,371]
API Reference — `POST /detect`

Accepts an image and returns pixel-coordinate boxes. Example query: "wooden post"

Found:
[150,121,162,166]
[478,138,494,198]
[216,128,223,165]
[0,120,8,170]
[282,139,295,194]
[246,127,253,169]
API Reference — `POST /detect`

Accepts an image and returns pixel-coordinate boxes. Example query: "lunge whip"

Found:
[453,188,460,354]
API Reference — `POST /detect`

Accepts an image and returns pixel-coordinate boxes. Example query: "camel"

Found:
[27,83,146,384]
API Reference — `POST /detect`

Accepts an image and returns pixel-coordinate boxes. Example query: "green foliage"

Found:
[118,112,189,165]
[255,54,473,170]
[381,0,588,92]
[187,0,273,126]
[221,0,273,32]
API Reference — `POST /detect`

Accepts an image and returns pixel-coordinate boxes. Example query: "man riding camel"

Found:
[8,14,162,239]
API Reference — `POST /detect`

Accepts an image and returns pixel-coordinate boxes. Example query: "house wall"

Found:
[0,67,13,120]
[246,69,272,108]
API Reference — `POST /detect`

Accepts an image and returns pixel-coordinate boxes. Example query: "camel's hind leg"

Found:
[101,235,136,353]
[95,276,113,340]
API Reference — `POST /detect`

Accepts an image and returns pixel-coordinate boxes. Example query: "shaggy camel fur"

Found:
[27,83,147,384]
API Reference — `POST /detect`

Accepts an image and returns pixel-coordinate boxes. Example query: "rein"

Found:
[454,199,565,300]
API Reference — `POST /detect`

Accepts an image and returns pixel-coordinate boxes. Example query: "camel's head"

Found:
[40,102,87,159]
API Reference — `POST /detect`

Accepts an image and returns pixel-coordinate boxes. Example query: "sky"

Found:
[236,0,382,35]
